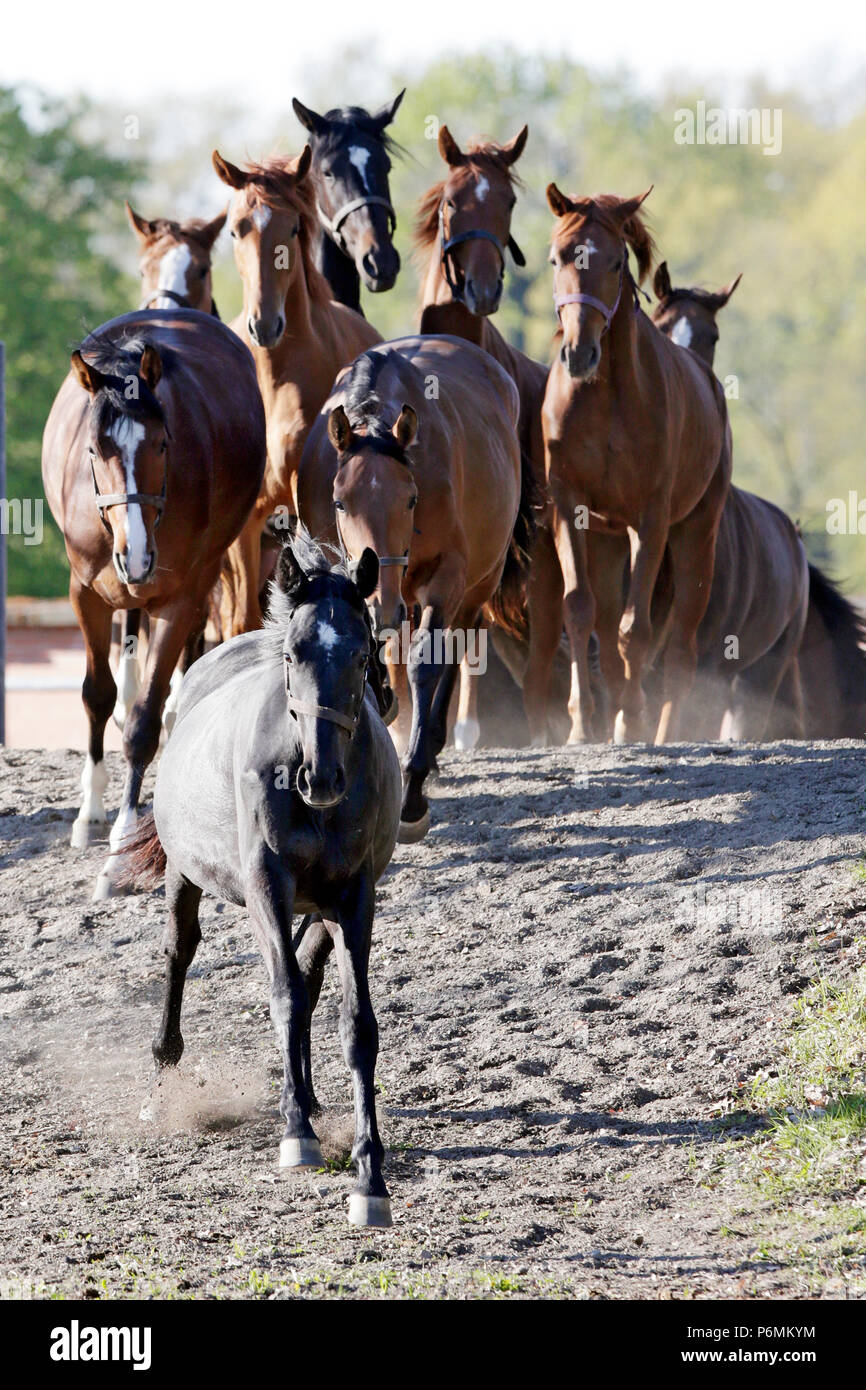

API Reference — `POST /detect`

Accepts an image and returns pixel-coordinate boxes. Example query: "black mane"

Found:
[341,350,412,465]
[75,329,166,432]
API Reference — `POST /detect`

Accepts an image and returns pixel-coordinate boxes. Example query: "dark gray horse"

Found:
[128,531,402,1227]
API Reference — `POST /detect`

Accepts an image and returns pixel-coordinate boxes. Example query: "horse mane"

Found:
[339,350,415,466]
[75,329,167,430]
[264,527,348,642]
[315,106,406,161]
[140,217,220,252]
[413,140,525,256]
[558,195,656,284]
[240,157,331,307]
[657,283,728,313]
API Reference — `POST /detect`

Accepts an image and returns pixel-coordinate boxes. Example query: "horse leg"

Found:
[245,846,321,1169]
[293,913,334,1116]
[729,633,805,741]
[152,864,202,1068]
[523,524,564,745]
[113,609,142,730]
[655,493,723,743]
[162,607,206,738]
[222,510,267,636]
[94,600,197,899]
[451,615,485,751]
[69,579,116,849]
[589,532,627,742]
[550,502,598,744]
[616,508,669,744]
[330,865,390,1227]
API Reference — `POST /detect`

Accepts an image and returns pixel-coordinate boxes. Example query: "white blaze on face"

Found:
[317,620,339,653]
[671,316,693,348]
[584,238,598,256]
[475,175,490,203]
[348,145,371,191]
[153,242,192,308]
[108,417,149,580]
[251,204,271,232]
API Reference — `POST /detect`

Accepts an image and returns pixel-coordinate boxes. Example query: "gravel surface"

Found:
[1,741,864,1299]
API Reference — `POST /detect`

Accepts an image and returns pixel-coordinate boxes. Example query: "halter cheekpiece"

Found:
[317,195,396,254]
[438,200,525,303]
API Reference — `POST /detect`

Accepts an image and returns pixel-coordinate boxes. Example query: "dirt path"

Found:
[1,741,864,1300]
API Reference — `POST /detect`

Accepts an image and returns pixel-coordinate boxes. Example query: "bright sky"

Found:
[2,0,862,114]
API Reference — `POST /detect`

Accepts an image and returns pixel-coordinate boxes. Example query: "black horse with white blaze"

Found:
[292,94,404,312]
[128,532,402,1227]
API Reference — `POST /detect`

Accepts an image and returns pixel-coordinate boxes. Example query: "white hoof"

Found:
[613,710,627,745]
[348,1193,392,1228]
[397,808,431,844]
[453,717,480,751]
[92,854,130,902]
[70,816,106,849]
[279,1137,324,1170]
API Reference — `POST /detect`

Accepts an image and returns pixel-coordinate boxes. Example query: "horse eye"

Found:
[324,170,335,181]
[408,496,417,510]
[446,199,456,211]
[160,439,168,453]
[334,499,345,511]
[199,266,208,278]
[290,225,300,239]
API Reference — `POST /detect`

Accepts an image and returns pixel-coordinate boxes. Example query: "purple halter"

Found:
[553,256,627,333]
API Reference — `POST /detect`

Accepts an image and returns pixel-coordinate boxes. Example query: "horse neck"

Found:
[419,249,484,346]
[598,288,642,393]
[316,228,363,313]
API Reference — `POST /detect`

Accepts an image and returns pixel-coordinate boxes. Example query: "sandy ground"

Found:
[0,740,864,1300]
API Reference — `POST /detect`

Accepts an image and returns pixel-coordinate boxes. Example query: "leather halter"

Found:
[89,451,167,531]
[283,574,373,738]
[438,200,525,302]
[140,287,222,319]
[317,195,396,254]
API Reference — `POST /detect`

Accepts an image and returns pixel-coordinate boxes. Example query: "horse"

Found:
[41,311,266,898]
[536,186,732,745]
[296,337,526,839]
[126,532,402,1227]
[292,94,404,312]
[114,203,228,732]
[414,124,550,747]
[653,261,866,738]
[212,148,381,635]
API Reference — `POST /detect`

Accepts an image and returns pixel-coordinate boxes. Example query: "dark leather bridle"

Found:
[317,195,397,255]
[283,573,377,738]
[438,200,526,303]
[89,449,167,533]
[140,287,222,319]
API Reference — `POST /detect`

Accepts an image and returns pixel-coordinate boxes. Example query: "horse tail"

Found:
[806,563,866,727]
[483,443,539,642]
[117,810,167,889]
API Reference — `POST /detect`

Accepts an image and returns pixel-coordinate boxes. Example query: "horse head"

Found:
[651,261,742,367]
[293,93,404,293]
[276,535,379,809]
[70,341,168,591]
[327,400,418,638]
[126,203,226,313]
[546,185,654,380]
[213,147,314,348]
[431,125,528,317]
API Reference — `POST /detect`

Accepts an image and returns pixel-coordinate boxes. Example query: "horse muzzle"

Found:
[463,276,503,317]
[247,312,286,348]
[560,341,600,380]
[296,762,347,809]
[114,548,156,588]
[359,245,400,294]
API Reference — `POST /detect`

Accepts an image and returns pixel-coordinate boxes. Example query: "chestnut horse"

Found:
[115,203,228,731]
[212,148,380,634]
[293,94,404,312]
[653,262,866,738]
[296,337,525,839]
[535,187,732,745]
[42,312,266,898]
[414,124,548,747]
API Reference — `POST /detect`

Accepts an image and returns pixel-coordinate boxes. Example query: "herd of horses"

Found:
[39,96,866,1225]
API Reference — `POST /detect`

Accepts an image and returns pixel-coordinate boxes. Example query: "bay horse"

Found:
[537,186,732,744]
[414,124,550,747]
[653,261,866,738]
[212,147,380,634]
[115,203,228,732]
[296,337,525,838]
[293,94,404,312]
[41,311,266,898]
[127,532,402,1227]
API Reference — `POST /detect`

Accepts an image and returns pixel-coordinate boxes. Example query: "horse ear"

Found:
[212,150,247,190]
[717,272,743,306]
[292,145,313,184]
[125,202,154,241]
[354,547,380,601]
[199,207,228,249]
[70,350,105,396]
[139,345,162,391]
[500,125,529,166]
[276,543,304,594]
[292,98,328,138]
[438,125,463,167]
[614,186,653,224]
[373,89,405,130]
[392,403,418,452]
[653,261,672,301]
[327,405,353,455]
[546,183,572,217]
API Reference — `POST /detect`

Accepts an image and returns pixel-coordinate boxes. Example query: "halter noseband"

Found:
[89,451,167,531]
[283,574,373,739]
[553,253,647,332]
[140,287,222,319]
[438,200,526,303]
[317,195,397,254]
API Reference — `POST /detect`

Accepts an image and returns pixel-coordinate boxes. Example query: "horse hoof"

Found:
[279,1137,324,1170]
[348,1193,392,1228]
[397,809,431,844]
[70,817,104,849]
[613,710,628,745]
[453,718,480,751]
[92,871,116,901]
